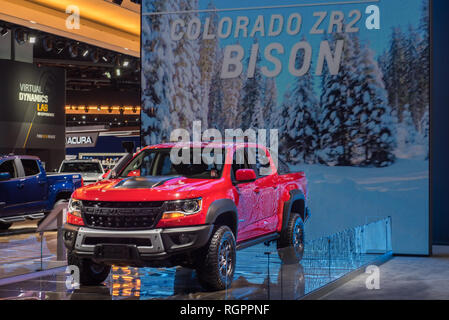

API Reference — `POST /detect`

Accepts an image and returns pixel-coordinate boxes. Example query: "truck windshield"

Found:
[119,148,226,179]
[61,162,103,173]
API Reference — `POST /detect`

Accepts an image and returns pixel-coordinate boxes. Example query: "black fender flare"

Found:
[205,199,238,235]
[281,190,307,234]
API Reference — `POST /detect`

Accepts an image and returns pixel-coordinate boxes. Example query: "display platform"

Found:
[0,218,392,300]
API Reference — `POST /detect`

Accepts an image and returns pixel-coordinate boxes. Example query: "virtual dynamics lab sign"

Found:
[0,60,65,150]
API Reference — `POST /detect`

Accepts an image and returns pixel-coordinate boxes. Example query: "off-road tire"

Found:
[277,213,305,264]
[0,222,12,231]
[196,226,236,291]
[67,251,111,286]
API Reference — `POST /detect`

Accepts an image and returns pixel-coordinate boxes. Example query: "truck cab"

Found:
[0,155,83,230]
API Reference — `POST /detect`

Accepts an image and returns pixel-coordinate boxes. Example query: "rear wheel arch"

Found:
[282,190,306,232]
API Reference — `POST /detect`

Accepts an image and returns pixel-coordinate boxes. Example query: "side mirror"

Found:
[235,169,257,182]
[0,172,11,181]
[127,169,140,177]
[101,170,111,180]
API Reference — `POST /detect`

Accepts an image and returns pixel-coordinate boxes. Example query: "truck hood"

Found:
[73,176,223,202]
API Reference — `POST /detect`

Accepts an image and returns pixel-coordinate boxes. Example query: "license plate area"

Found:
[94,244,136,260]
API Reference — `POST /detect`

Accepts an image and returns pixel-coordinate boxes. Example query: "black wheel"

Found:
[0,222,12,231]
[196,226,236,291]
[277,213,305,264]
[67,251,111,286]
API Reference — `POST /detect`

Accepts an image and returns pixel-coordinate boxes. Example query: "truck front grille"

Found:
[81,201,164,230]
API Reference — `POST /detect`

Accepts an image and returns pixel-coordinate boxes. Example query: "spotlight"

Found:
[42,37,54,52]
[15,29,27,45]
[104,72,111,79]
[0,28,9,37]
[82,49,89,57]
[116,68,121,76]
[68,43,79,58]
[91,50,100,63]
[123,60,130,67]
[28,35,37,44]
[113,55,121,67]
[102,55,108,62]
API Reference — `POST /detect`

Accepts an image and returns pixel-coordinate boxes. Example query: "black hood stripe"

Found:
[114,176,180,189]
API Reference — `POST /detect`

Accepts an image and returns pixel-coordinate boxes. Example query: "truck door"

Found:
[250,147,278,233]
[20,159,48,213]
[232,147,260,242]
[0,158,22,216]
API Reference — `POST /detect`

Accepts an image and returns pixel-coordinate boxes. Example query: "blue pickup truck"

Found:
[0,155,83,230]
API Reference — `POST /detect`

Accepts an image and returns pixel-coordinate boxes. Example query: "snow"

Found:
[291,157,429,255]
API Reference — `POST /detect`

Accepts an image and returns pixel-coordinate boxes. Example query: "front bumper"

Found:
[63,224,213,267]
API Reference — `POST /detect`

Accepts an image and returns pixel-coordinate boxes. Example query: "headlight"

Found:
[68,198,83,217]
[162,198,202,219]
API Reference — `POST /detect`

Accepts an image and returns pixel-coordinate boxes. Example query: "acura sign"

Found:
[66,132,99,148]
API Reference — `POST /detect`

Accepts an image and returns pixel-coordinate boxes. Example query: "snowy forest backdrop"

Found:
[141,0,430,168]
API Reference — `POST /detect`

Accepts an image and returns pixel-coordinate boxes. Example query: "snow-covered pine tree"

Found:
[419,110,429,160]
[222,41,244,129]
[198,1,219,129]
[207,47,224,131]
[240,39,264,130]
[285,37,319,164]
[262,77,278,129]
[317,32,358,166]
[276,90,295,162]
[405,24,425,128]
[141,0,177,145]
[395,104,418,158]
[418,0,430,123]
[172,0,203,130]
[354,44,395,167]
[385,27,409,122]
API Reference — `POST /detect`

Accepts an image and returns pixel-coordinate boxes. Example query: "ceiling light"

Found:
[42,37,54,52]
[123,60,129,67]
[28,36,36,44]
[0,28,9,37]
[82,49,89,57]
[116,69,121,76]
[104,72,111,79]
[91,50,100,63]
[15,29,27,45]
[68,43,79,58]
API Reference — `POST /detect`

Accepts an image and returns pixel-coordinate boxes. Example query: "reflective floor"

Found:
[0,222,65,280]
[0,242,385,300]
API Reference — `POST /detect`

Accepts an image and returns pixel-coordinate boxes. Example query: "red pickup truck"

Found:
[63,142,310,291]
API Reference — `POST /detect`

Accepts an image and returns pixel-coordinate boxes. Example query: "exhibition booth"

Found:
[0,0,437,301]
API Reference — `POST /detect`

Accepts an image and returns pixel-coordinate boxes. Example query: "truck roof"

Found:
[0,154,40,161]
[143,142,267,151]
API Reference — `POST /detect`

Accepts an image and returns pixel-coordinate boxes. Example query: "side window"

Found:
[0,160,17,179]
[248,148,272,176]
[21,160,40,176]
